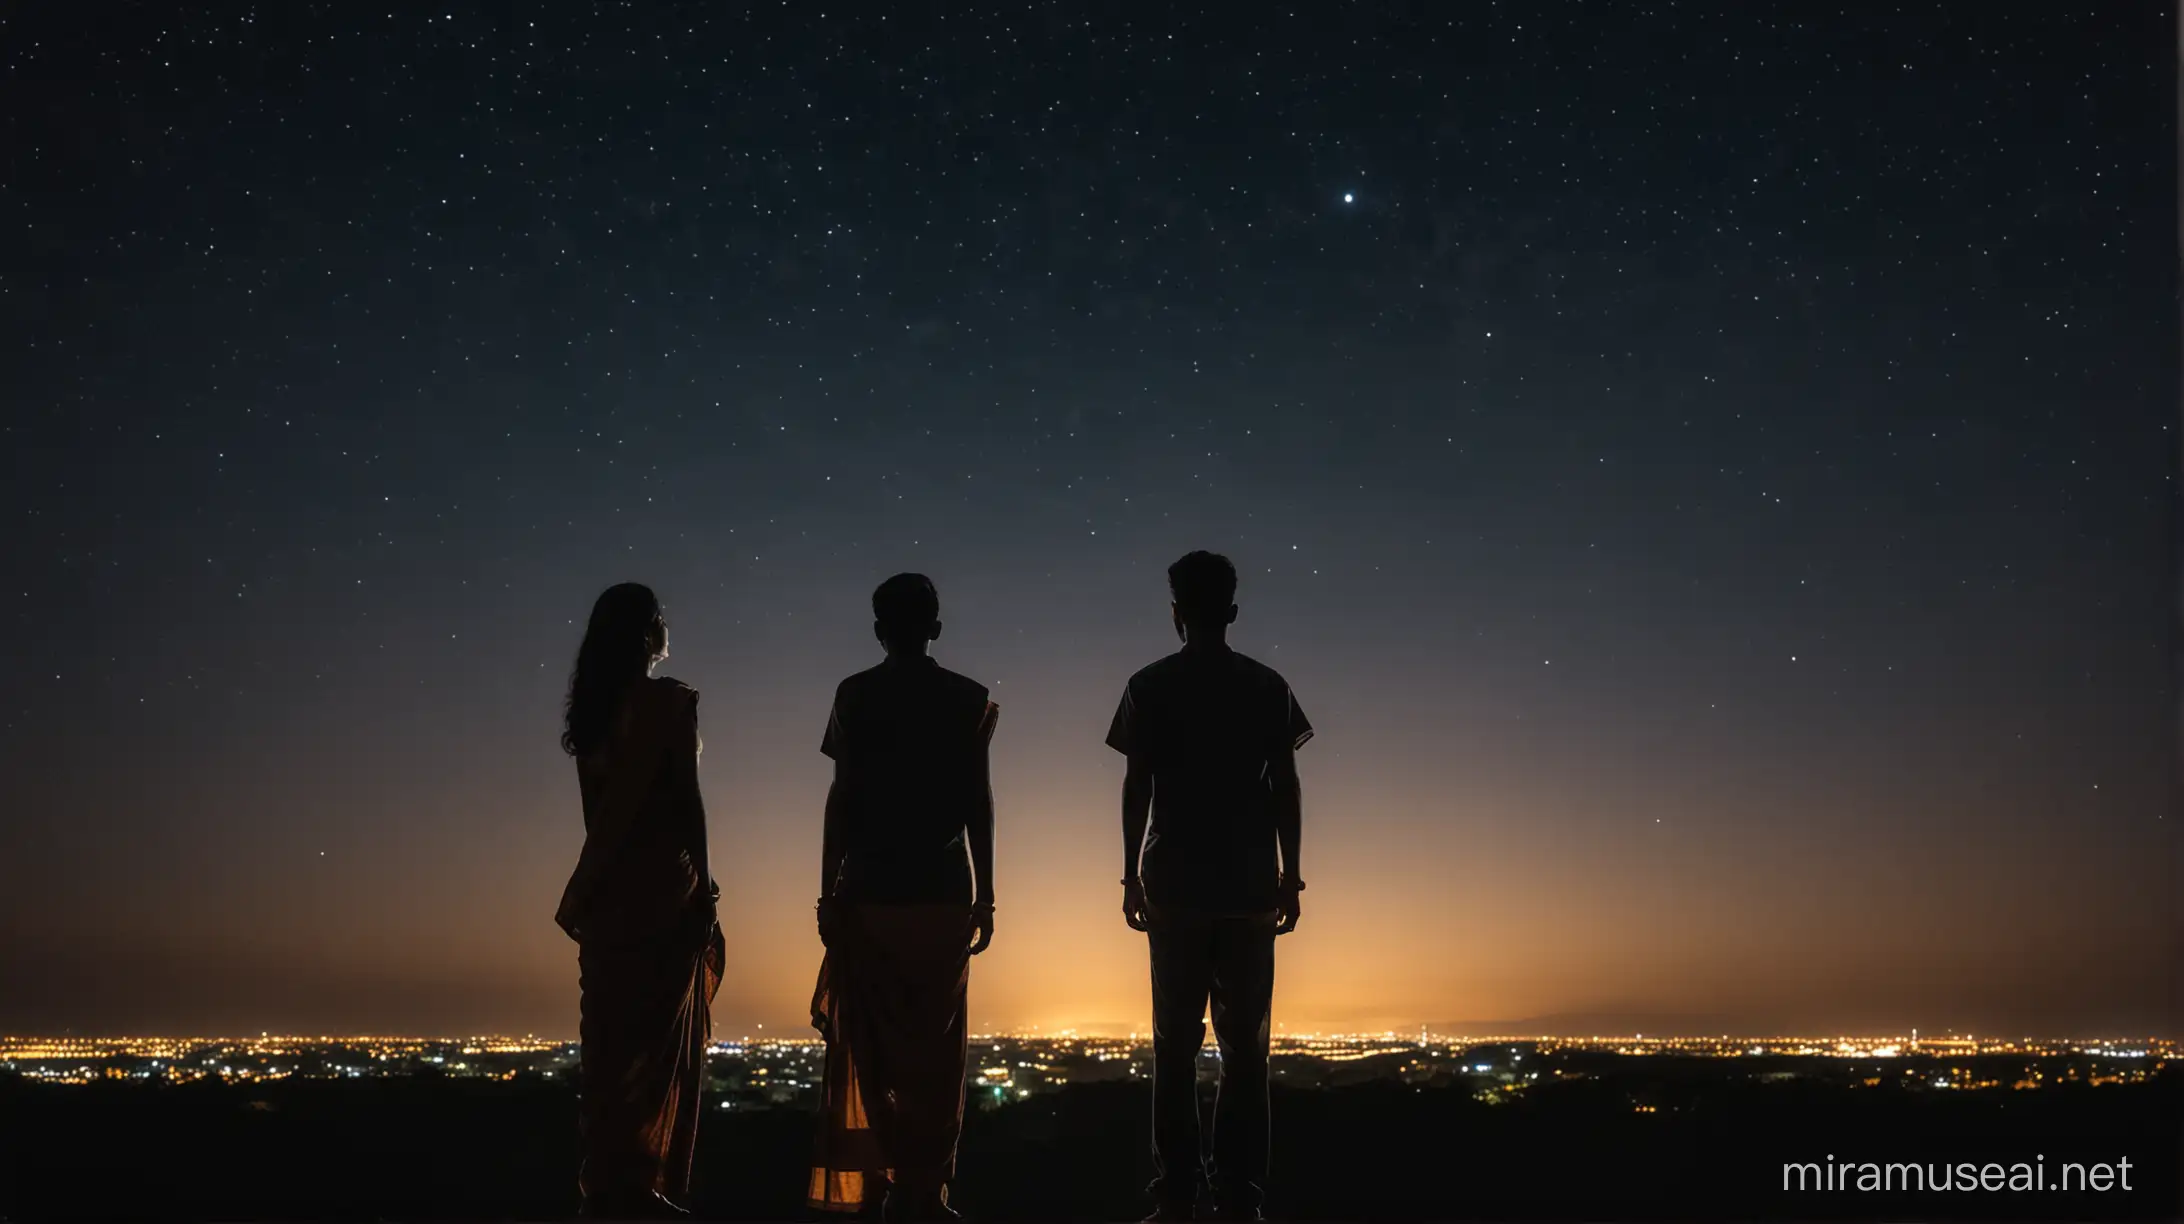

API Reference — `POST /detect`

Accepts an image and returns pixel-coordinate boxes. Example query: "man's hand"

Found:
[1122,878,1149,932]
[969,904,995,955]
[815,896,840,947]
[1276,878,1304,935]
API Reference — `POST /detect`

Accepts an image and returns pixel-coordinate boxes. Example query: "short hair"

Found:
[873,572,940,629]
[1167,550,1237,616]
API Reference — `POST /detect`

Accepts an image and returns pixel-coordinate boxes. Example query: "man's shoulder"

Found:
[931,663,990,705]
[1132,648,1291,695]
[838,661,986,711]
[1223,649,1291,691]
[1125,651,1189,693]
[832,663,888,703]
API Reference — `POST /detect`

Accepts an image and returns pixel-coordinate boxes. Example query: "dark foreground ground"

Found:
[2,1072,2178,1221]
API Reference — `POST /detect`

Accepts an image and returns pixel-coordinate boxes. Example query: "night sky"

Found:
[2,4,2174,1039]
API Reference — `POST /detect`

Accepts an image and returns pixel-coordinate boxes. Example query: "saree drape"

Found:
[578,901,725,1206]
[806,903,974,1213]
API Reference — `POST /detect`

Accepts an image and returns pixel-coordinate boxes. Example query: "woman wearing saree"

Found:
[555,583,725,1220]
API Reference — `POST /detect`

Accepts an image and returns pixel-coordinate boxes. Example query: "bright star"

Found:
[1343,192,1354,204]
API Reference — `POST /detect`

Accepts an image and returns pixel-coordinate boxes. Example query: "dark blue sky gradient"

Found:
[1,2,2173,1037]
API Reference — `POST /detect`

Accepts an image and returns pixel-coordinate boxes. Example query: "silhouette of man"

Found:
[1108,551,1312,1223]
[808,573,999,1223]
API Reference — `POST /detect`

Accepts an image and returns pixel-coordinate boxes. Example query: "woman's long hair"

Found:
[562,583,666,757]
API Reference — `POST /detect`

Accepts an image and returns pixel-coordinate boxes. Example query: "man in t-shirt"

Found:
[808,573,998,1222]
[1106,551,1312,1223]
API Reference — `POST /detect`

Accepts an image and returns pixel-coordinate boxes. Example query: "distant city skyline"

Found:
[9,1032,2172,1108]
[7,1015,2181,1044]
[5,1027,2180,1043]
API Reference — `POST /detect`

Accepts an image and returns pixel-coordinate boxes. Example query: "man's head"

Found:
[1167,550,1238,643]
[873,572,942,655]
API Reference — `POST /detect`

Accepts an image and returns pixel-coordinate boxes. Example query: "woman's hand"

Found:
[554,889,586,943]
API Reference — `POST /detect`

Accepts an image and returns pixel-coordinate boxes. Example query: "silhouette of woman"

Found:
[555,583,725,1219]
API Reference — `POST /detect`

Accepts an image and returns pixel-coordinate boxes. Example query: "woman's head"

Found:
[561,582,668,757]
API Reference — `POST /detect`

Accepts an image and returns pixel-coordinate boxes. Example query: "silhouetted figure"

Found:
[808,573,999,1222]
[554,583,725,1220]
[1108,552,1313,1223]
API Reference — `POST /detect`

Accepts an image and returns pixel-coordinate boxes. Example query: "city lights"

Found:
[3,1031,2170,1105]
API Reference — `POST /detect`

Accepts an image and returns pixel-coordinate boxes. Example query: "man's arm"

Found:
[1122,756,1153,880]
[1106,681,1151,930]
[818,687,850,902]
[820,761,848,897]
[1272,744,1303,934]
[966,704,999,954]
[815,760,849,947]
[1272,745,1302,882]
[968,730,997,911]
[1271,677,1312,934]
[1120,755,1152,931]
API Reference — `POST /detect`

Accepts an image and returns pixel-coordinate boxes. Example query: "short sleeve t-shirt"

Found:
[822,655,992,902]
[1106,644,1312,911]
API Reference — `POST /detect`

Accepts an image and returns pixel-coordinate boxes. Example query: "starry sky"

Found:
[2,3,2175,1039]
